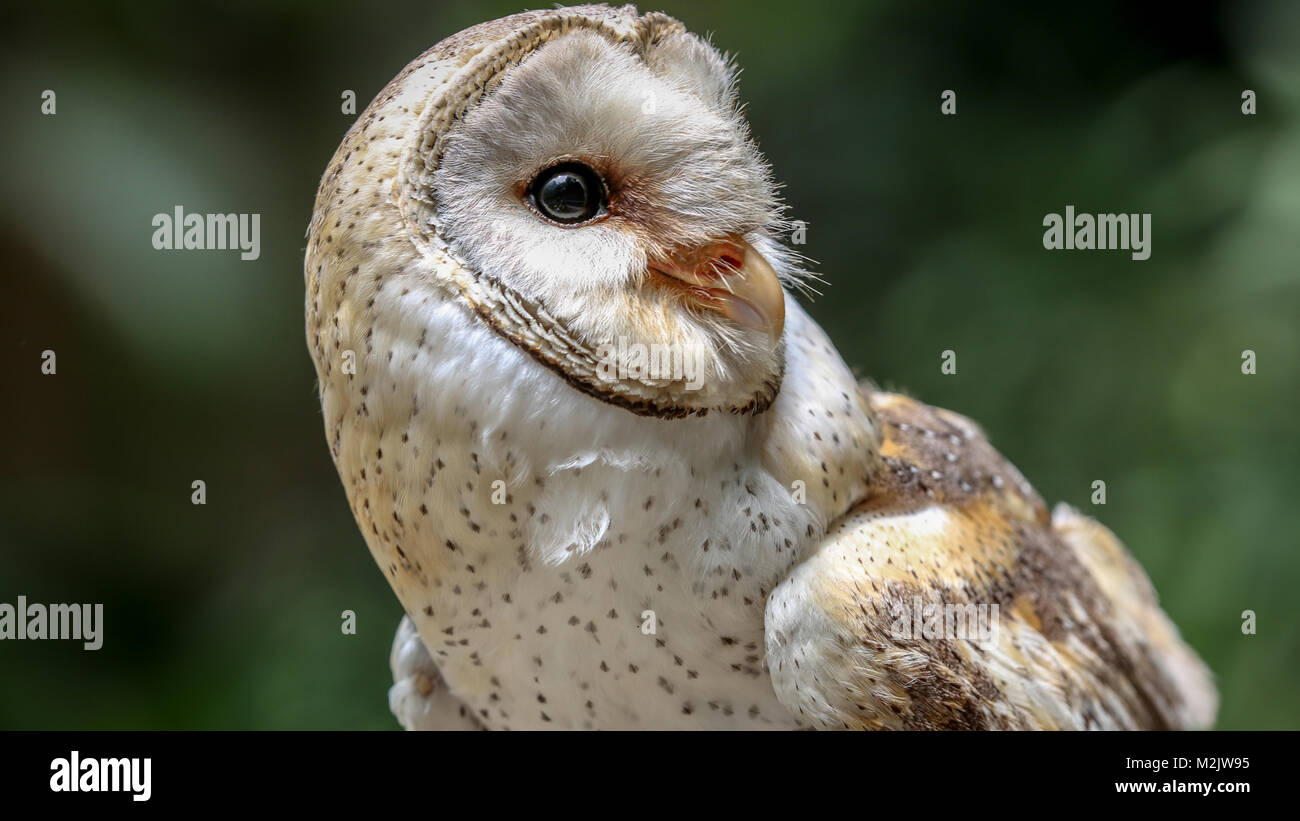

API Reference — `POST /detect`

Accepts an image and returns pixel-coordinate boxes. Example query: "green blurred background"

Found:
[1,0,1296,729]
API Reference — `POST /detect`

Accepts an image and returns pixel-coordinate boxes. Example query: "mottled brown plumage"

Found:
[765,392,1217,729]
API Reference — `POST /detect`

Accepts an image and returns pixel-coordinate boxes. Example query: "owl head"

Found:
[308,4,807,421]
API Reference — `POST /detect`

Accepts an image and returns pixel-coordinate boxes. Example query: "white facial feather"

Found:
[433,28,791,406]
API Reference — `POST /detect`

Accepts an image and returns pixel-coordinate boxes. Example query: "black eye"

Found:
[528,162,607,225]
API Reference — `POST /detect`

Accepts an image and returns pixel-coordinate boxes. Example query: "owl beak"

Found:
[649,240,786,343]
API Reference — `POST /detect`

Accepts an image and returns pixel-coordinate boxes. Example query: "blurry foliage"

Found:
[0,0,1296,728]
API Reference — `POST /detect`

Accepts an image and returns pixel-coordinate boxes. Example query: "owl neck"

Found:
[398,294,880,575]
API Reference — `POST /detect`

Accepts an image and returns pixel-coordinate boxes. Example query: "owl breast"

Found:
[324,272,876,728]
[328,297,842,729]
[360,415,810,729]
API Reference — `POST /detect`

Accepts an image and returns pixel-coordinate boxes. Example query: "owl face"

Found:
[423,22,799,416]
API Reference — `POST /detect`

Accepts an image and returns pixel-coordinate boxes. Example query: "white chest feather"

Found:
[323,284,877,729]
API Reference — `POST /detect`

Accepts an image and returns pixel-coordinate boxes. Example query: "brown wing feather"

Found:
[764,392,1216,730]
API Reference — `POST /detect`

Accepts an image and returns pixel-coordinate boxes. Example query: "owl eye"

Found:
[527,162,608,225]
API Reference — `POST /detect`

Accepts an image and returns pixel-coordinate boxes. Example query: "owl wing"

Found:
[763,391,1217,730]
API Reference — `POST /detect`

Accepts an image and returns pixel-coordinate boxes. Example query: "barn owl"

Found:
[304,3,1216,730]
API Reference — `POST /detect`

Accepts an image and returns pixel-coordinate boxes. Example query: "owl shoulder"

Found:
[762,390,1214,729]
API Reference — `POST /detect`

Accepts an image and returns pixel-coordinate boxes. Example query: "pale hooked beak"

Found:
[649,240,786,344]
